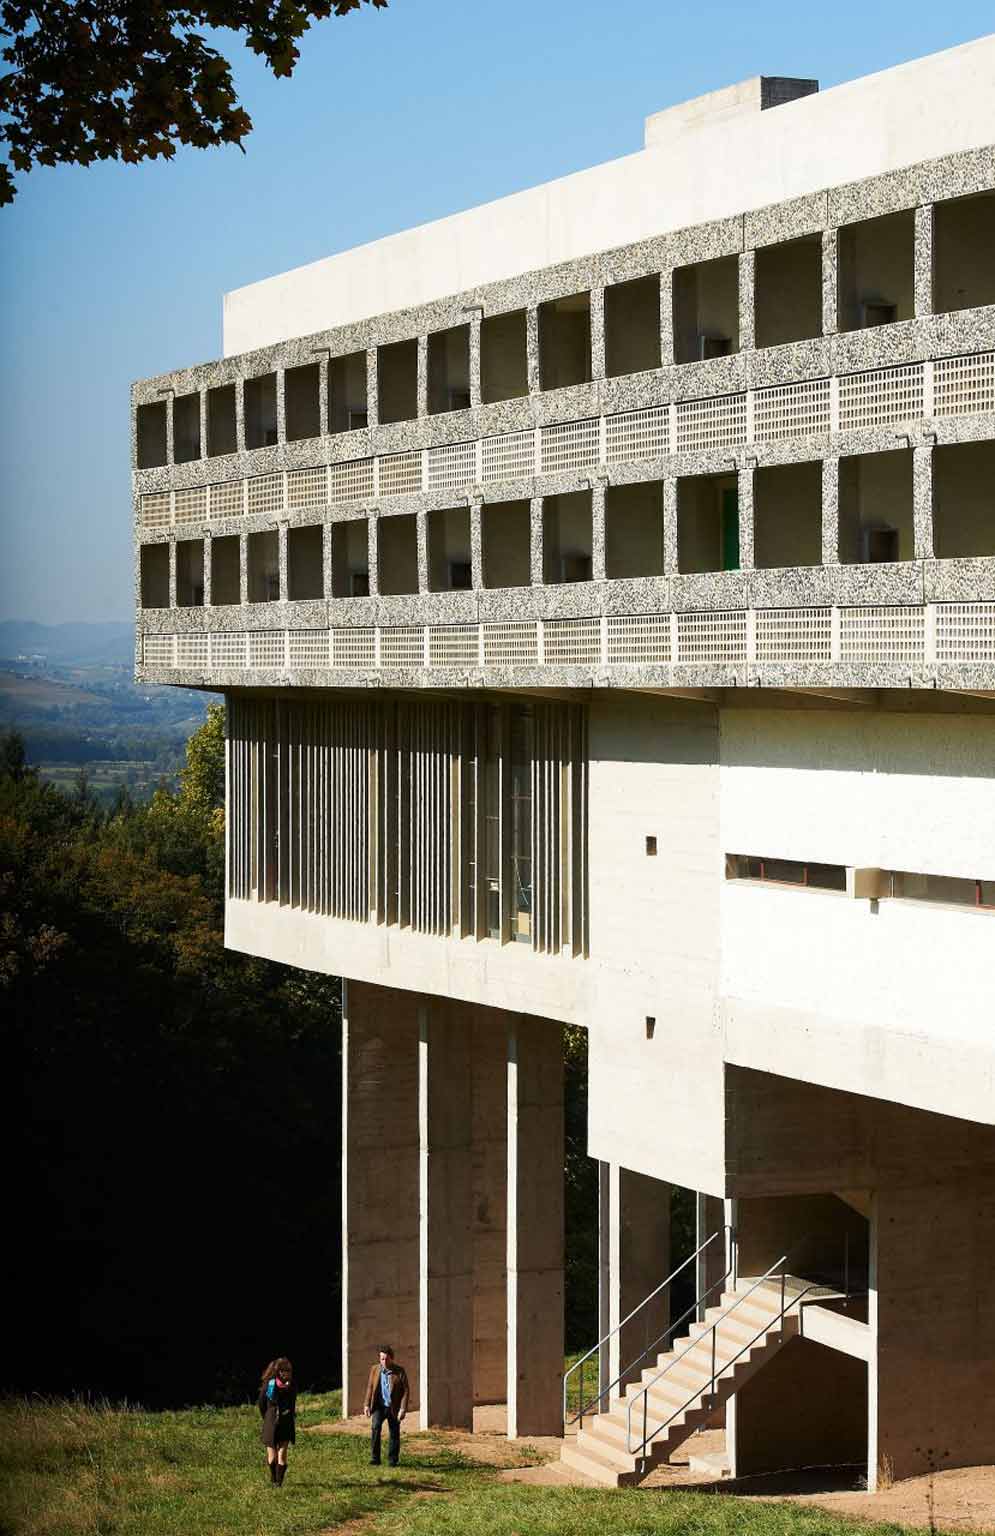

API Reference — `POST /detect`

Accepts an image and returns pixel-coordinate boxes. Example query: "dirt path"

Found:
[309,1416,995,1535]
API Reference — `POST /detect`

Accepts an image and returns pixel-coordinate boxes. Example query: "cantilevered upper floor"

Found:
[133,37,995,695]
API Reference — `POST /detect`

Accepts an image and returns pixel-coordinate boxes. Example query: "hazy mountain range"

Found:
[0,620,134,666]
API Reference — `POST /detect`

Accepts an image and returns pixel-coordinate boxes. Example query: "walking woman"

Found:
[258,1356,297,1485]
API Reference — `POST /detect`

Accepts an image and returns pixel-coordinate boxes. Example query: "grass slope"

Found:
[0,1395,932,1536]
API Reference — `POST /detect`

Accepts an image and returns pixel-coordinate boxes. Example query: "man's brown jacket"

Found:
[364,1360,410,1415]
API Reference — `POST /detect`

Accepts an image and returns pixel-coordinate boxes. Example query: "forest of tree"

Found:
[3,710,602,1406]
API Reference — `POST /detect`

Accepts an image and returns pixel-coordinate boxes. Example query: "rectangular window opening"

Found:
[210,535,240,605]
[287,524,324,600]
[673,256,740,364]
[677,473,740,574]
[173,391,201,463]
[377,513,418,595]
[207,384,237,457]
[837,209,914,334]
[285,362,321,441]
[482,499,531,589]
[137,400,167,468]
[247,529,280,602]
[481,309,528,404]
[605,480,664,579]
[726,854,846,892]
[140,543,169,608]
[754,460,823,570]
[329,351,368,433]
[428,505,472,592]
[175,538,204,607]
[428,325,471,414]
[933,190,995,314]
[377,338,418,425]
[244,373,278,449]
[543,490,593,583]
[755,234,823,349]
[932,440,995,560]
[331,518,370,598]
[605,275,661,377]
[539,292,591,391]
[838,449,914,565]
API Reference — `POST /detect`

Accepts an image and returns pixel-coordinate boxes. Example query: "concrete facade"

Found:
[137,38,995,1490]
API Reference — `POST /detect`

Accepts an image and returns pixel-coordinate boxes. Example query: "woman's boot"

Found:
[276,1463,287,1486]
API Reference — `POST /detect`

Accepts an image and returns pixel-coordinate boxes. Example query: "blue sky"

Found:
[1,0,991,624]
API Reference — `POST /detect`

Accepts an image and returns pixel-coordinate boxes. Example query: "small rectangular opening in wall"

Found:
[605,480,664,579]
[210,535,240,605]
[837,209,914,334]
[605,275,661,377]
[331,518,369,597]
[754,460,823,570]
[933,440,995,559]
[677,472,740,574]
[173,391,201,463]
[838,449,913,564]
[285,363,321,441]
[539,292,591,391]
[247,529,280,601]
[645,1017,656,1039]
[480,309,528,404]
[428,325,471,414]
[673,256,740,364]
[287,524,324,600]
[329,351,368,432]
[543,490,593,583]
[175,539,205,606]
[645,835,657,856]
[755,234,823,349]
[377,338,418,425]
[934,190,995,314]
[140,543,169,607]
[482,498,531,589]
[207,384,236,457]
[244,373,278,449]
[890,871,995,909]
[428,505,472,591]
[137,400,167,468]
[378,513,419,595]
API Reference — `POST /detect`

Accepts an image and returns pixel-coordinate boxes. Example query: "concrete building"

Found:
[132,35,995,1487]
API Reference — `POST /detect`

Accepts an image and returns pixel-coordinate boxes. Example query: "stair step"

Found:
[559,1439,635,1488]
[576,1425,641,1473]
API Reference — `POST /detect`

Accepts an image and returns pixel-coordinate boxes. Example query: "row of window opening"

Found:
[726,854,994,910]
[135,190,995,467]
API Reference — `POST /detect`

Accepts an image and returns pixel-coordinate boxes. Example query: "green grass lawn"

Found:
[0,1394,936,1536]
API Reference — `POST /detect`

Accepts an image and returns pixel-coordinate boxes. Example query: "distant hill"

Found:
[0,620,134,666]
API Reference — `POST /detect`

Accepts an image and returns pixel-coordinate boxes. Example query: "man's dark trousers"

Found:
[370,1396,400,1466]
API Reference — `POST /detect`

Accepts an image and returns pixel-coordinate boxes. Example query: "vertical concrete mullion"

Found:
[468,313,482,410]
[275,368,287,445]
[470,501,484,590]
[239,531,249,607]
[318,352,330,439]
[235,377,247,455]
[165,392,175,466]
[367,347,379,429]
[737,465,755,572]
[659,269,675,369]
[506,1015,564,1438]
[199,391,209,462]
[526,308,541,394]
[589,286,606,383]
[663,479,679,575]
[822,456,840,567]
[914,205,934,317]
[416,510,430,594]
[530,496,544,586]
[203,533,212,608]
[168,538,178,609]
[368,514,380,597]
[591,482,607,582]
[738,248,756,355]
[913,442,935,562]
[822,226,839,337]
[278,522,289,602]
[417,336,429,420]
[322,520,333,601]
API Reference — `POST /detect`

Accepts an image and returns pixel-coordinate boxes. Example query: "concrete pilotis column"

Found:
[341,980,421,1417]
[471,1011,508,1406]
[419,1003,474,1428]
[506,1015,563,1437]
[606,1166,671,1392]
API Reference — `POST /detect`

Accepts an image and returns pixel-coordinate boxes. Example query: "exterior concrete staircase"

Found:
[559,1275,811,1487]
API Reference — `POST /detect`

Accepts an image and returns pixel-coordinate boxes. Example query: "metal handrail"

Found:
[563,1226,731,1427]
[625,1246,823,1460]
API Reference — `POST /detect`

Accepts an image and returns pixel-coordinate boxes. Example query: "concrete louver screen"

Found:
[226,695,588,954]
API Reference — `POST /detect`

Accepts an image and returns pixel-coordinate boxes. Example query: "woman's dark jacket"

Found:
[259,1380,297,1446]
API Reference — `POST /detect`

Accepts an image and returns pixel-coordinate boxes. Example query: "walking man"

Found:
[364,1345,409,1467]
